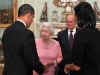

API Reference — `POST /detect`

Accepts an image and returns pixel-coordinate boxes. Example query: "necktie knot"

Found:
[70,30,73,33]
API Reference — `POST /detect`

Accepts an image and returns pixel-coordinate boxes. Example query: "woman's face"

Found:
[40,26,51,40]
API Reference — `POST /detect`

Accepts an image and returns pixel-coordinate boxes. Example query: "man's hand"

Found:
[64,64,80,74]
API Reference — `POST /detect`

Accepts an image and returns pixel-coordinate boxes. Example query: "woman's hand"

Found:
[71,64,80,71]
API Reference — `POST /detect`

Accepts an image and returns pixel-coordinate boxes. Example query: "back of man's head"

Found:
[18,4,34,17]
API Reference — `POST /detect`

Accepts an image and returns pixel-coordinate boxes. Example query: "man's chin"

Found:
[68,27,75,30]
[27,24,31,28]
[43,38,49,40]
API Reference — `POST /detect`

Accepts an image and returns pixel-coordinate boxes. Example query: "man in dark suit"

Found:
[2,4,45,75]
[57,14,79,75]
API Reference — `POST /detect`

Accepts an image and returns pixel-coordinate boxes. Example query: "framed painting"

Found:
[0,28,6,69]
[53,0,86,7]
[0,0,17,27]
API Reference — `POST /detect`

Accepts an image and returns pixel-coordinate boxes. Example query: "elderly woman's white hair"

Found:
[40,22,54,35]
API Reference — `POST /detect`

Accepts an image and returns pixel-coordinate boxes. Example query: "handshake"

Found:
[64,64,80,74]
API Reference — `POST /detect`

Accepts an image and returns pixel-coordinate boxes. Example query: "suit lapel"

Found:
[74,28,79,37]
[76,28,79,33]
[64,29,70,50]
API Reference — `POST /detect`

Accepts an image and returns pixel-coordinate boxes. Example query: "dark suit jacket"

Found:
[2,21,44,75]
[57,29,72,64]
[57,28,79,75]
[72,28,100,75]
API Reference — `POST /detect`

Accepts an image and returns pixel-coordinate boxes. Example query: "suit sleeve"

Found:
[57,32,66,68]
[56,42,63,63]
[24,30,44,74]
[57,32,62,46]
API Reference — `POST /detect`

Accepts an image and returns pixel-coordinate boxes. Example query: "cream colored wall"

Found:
[96,0,100,10]
[87,0,100,10]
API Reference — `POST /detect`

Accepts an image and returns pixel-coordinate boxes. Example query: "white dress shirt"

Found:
[68,28,76,39]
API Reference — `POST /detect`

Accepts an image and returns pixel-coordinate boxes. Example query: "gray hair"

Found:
[40,22,54,35]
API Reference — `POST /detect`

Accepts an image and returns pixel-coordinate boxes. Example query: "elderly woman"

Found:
[33,23,63,75]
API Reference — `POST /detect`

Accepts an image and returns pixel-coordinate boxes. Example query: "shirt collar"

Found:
[17,19,27,27]
[68,27,76,32]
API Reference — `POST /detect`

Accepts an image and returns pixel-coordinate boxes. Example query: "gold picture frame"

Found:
[53,0,86,7]
[0,0,17,28]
